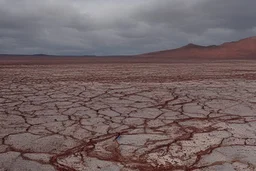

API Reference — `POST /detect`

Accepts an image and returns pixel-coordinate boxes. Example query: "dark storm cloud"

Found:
[135,0,256,33]
[0,0,255,55]
[199,0,256,30]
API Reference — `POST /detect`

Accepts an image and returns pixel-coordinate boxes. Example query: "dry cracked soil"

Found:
[1,59,256,171]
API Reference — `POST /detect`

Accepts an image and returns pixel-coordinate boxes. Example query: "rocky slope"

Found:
[141,36,256,59]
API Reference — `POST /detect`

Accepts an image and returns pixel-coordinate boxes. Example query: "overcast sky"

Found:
[0,0,256,55]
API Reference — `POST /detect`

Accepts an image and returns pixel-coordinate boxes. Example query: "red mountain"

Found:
[140,36,256,59]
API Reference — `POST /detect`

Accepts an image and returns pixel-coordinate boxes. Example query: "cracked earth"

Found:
[1,60,256,171]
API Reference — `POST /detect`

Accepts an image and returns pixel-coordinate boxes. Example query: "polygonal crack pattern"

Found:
[1,80,256,171]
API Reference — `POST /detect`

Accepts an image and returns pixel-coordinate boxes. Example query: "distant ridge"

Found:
[33,54,51,56]
[140,36,256,59]
[1,36,256,60]
[0,54,97,57]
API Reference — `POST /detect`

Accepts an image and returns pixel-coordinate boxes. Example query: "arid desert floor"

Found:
[1,59,256,171]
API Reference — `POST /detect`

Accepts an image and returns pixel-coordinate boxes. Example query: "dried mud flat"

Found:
[1,59,256,171]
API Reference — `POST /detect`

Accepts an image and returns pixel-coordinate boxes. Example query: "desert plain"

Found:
[1,58,256,171]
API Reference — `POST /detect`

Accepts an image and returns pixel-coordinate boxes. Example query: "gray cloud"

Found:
[0,0,255,55]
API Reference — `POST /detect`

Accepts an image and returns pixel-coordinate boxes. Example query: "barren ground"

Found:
[1,58,256,171]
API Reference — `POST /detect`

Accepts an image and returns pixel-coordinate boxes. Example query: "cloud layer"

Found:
[0,0,256,55]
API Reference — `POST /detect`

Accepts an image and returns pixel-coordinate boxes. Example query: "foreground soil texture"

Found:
[1,58,256,171]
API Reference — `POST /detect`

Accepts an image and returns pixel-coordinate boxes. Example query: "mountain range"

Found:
[1,36,256,60]
[140,36,256,59]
